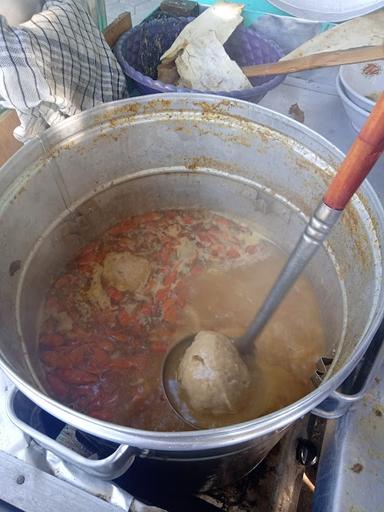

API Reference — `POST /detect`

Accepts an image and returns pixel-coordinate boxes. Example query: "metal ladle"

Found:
[162,93,384,426]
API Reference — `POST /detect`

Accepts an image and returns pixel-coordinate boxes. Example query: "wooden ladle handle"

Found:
[242,45,384,78]
[323,93,384,210]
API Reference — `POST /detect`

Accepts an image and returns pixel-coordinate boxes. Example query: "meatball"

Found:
[102,252,151,293]
[178,331,250,415]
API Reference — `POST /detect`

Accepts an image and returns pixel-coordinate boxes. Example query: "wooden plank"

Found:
[0,111,22,166]
[0,450,123,512]
[103,12,132,48]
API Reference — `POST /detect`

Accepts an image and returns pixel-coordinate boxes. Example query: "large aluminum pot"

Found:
[1,94,384,490]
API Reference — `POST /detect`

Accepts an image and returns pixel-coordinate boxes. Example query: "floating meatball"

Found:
[102,252,151,293]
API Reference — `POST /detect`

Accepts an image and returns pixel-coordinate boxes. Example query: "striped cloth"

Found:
[0,0,127,142]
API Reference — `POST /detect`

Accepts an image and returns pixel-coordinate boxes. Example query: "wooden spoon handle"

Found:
[324,93,384,210]
[242,45,384,78]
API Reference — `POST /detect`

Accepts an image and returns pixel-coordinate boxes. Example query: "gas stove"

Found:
[0,380,325,512]
[0,62,383,512]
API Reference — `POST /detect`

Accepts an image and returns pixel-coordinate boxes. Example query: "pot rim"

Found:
[1,93,384,451]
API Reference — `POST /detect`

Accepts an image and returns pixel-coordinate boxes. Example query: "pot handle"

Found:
[313,323,384,419]
[312,390,366,420]
[6,388,135,480]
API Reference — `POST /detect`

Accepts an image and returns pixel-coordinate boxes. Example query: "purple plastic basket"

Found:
[114,17,285,102]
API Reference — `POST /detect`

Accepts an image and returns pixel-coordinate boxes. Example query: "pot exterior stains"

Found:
[9,260,21,277]
[350,463,364,473]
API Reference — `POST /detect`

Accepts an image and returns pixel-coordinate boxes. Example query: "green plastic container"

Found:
[200,0,290,25]
[200,1,334,30]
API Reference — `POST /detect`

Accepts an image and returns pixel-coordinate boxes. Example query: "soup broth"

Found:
[38,209,325,431]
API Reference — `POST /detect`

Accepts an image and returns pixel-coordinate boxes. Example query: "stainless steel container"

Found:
[1,94,383,490]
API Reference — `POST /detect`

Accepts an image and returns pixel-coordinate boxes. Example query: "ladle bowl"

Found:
[162,334,199,429]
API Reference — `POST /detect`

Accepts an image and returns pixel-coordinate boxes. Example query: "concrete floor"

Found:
[105,0,160,25]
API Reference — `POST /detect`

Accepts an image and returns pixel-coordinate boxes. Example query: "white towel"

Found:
[0,0,127,142]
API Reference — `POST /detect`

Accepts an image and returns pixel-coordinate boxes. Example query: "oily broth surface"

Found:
[38,209,325,431]
[169,248,325,428]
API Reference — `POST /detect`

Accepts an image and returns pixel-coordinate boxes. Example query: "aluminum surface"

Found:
[0,94,384,489]
[6,388,135,480]
[313,346,384,511]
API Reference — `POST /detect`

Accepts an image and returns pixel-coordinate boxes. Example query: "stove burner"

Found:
[11,391,323,511]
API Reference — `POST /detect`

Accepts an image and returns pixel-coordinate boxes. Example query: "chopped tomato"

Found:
[197,231,215,244]
[70,328,91,340]
[46,374,68,399]
[87,407,114,422]
[106,331,129,343]
[175,282,188,301]
[78,240,99,257]
[40,334,65,349]
[107,218,136,235]
[183,215,194,224]
[96,339,115,352]
[95,309,116,327]
[57,369,98,385]
[151,340,168,353]
[131,385,146,405]
[118,308,133,328]
[68,346,86,365]
[210,246,220,257]
[190,264,204,277]
[162,299,178,323]
[108,353,148,371]
[136,302,153,319]
[215,216,231,227]
[159,250,173,266]
[141,212,161,223]
[54,274,73,289]
[155,288,169,304]
[77,252,102,267]
[41,351,71,369]
[163,268,178,287]
[245,244,259,255]
[46,296,62,311]
[227,247,241,259]
[87,348,110,372]
[105,286,124,304]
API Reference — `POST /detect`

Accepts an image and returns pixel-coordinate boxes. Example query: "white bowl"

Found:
[336,73,369,133]
[268,0,384,22]
[339,60,383,113]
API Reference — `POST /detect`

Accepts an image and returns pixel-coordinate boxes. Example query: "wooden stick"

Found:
[242,45,384,78]
[303,472,315,493]
[324,92,384,210]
